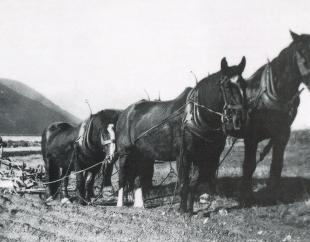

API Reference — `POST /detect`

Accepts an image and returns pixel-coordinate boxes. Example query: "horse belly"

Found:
[46,144,73,168]
[136,123,180,161]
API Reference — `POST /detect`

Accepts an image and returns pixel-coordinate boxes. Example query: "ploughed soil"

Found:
[1,143,310,241]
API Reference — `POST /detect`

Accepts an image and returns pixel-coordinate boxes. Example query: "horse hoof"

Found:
[61,197,71,204]
[133,199,144,208]
[134,205,145,209]
[133,202,144,208]
[46,196,54,202]
[199,193,211,204]
[178,207,188,215]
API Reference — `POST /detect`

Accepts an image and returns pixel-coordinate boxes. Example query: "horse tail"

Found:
[41,128,60,198]
[41,128,47,162]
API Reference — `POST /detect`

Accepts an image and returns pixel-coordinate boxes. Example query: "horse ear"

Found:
[221,57,228,73]
[238,56,246,73]
[290,30,300,41]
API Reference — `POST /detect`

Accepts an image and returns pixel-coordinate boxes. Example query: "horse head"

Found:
[220,56,247,135]
[290,31,310,90]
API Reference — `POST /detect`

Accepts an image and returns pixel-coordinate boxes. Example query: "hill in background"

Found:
[0,78,80,135]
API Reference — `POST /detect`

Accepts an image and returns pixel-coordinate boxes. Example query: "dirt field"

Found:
[1,142,310,241]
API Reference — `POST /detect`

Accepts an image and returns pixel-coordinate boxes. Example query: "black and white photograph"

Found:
[0,0,310,241]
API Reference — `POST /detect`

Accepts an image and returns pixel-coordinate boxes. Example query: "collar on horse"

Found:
[183,77,243,141]
[252,63,303,113]
[77,116,98,157]
[76,117,116,161]
[184,87,222,142]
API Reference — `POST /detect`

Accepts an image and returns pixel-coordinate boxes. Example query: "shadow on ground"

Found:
[142,176,310,209]
[217,176,310,205]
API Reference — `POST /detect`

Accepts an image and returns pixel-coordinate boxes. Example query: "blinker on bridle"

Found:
[220,75,244,130]
[296,51,310,78]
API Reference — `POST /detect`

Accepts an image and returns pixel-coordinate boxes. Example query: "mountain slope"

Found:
[0,78,80,135]
[0,78,80,124]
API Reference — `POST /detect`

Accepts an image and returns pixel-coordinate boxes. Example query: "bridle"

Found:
[296,51,310,82]
[220,76,245,131]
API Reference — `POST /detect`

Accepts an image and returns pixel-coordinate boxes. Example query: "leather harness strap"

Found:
[183,87,222,142]
[77,116,96,158]
[77,117,116,159]
[184,77,244,140]
[250,63,303,114]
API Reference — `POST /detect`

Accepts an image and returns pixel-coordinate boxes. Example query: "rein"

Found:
[133,96,226,144]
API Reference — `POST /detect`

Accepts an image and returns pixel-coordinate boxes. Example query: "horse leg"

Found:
[75,162,86,205]
[197,140,225,206]
[240,134,258,207]
[101,163,114,195]
[45,158,60,200]
[60,167,71,204]
[129,155,144,208]
[178,154,190,214]
[187,163,199,215]
[141,158,154,198]
[133,175,144,208]
[64,176,69,198]
[117,154,128,207]
[61,167,70,198]
[103,163,113,187]
[206,140,225,195]
[267,130,290,199]
[85,170,97,201]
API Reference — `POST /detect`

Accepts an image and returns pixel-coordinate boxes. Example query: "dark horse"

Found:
[41,109,121,204]
[240,31,310,205]
[116,57,247,214]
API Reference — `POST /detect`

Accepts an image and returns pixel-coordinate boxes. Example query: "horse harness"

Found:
[183,76,245,141]
[76,116,116,162]
[133,75,245,145]
[249,62,304,119]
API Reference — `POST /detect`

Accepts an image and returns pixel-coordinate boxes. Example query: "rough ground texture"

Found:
[1,142,310,241]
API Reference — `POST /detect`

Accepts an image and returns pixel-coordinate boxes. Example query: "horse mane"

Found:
[48,122,74,132]
[195,71,222,101]
[93,109,123,124]
[136,87,192,105]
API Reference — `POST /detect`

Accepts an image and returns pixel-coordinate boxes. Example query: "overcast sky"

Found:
[0,0,309,129]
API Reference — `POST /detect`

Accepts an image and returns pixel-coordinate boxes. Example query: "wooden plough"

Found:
[0,157,180,206]
[0,158,46,195]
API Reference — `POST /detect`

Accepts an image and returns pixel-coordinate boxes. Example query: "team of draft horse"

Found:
[41,31,310,215]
